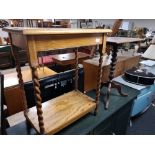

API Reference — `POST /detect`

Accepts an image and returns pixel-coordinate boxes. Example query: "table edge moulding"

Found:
[3,27,112,135]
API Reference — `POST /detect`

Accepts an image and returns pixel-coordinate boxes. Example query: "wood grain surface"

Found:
[52,52,90,65]
[3,28,111,67]
[27,90,96,134]
[83,55,140,92]
[3,27,112,35]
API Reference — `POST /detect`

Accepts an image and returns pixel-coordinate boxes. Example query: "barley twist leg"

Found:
[95,45,103,114]
[105,43,118,109]
[75,48,79,90]
[12,45,28,116]
[31,67,45,134]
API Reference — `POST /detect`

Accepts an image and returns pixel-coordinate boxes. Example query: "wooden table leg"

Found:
[12,45,28,116]
[95,45,103,114]
[31,66,45,134]
[104,43,128,109]
[111,82,128,96]
[74,48,79,90]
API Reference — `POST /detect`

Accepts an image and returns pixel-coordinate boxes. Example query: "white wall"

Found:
[0,28,9,38]
[0,20,10,38]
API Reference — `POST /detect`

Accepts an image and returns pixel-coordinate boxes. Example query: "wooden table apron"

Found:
[3,28,111,134]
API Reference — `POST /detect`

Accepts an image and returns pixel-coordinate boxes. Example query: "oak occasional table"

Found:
[3,28,111,135]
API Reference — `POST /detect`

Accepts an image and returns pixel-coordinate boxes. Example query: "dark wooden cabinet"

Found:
[12,49,28,66]
[17,50,28,65]
[0,45,13,69]
[0,46,28,69]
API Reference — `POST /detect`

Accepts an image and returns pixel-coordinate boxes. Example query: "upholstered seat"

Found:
[38,55,54,65]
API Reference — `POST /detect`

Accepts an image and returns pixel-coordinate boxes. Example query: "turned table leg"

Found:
[105,43,118,109]
[95,45,103,114]
[105,43,128,109]
[74,48,79,90]
[12,45,28,116]
[31,67,45,134]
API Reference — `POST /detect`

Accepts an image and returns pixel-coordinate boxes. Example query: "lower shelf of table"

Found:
[26,90,96,135]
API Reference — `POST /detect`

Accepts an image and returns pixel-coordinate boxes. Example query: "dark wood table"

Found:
[52,52,90,65]
[105,37,144,109]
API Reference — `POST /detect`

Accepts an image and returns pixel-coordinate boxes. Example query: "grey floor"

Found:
[126,103,155,135]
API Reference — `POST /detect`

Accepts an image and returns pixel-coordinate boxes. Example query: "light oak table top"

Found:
[3,27,112,35]
[3,27,112,67]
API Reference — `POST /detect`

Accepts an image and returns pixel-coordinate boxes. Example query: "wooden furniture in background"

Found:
[0,37,3,45]
[108,19,123,37]
[4,67,57,115]
[83,54,141,92]
[105,37,144,109]
[0,45,28,69]
[106,19,123,55]
[52,52,90,65]
[10,19,24,27]
[0,45,13,69]
[16,49,28,65]
[3,28,111,134]
[0,73,5,134]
